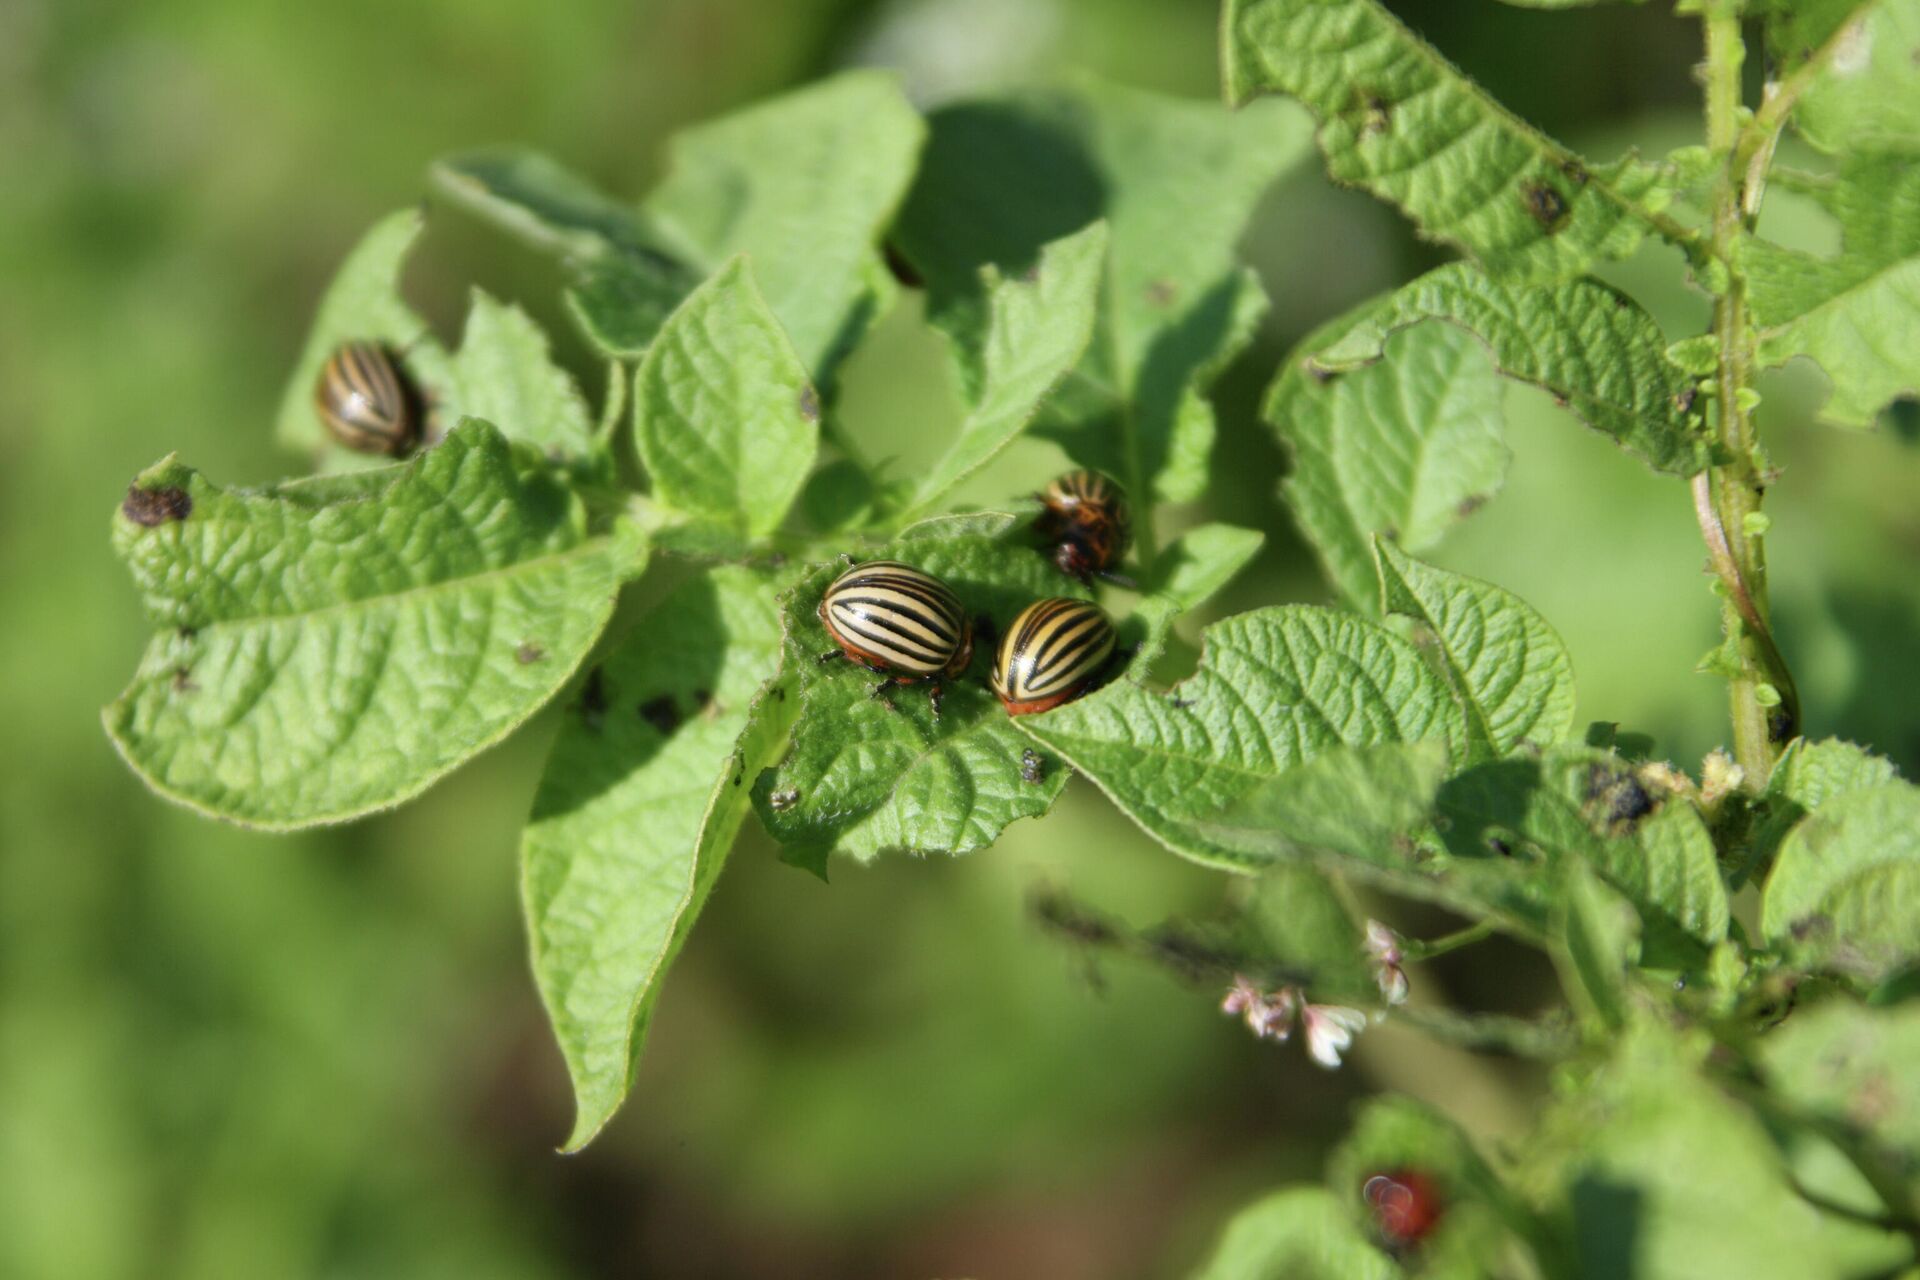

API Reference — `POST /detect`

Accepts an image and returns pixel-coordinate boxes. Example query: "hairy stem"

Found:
[1700,4,1798,782]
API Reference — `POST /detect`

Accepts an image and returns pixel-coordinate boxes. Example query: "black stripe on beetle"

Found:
[314,340,420,456]
[992,597,1116,716]
[819,560,972,679]
[1035,469,1132,585]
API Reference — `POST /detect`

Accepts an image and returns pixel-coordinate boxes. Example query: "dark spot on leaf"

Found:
[1582,761,1664,835]
[1520,181,1569,232]
[1362,94,1392,134]
[1768,706,1796,744]
[797,385,820,422]
[577,666,608,729]
[515,642,545,665]
[1145,278,1178,308]
[881,241,922,288]
[1487,835,1513,857]
[1560,158,1590,187]
[1551,394,1570,409]
[1790,913,1832,943]
[171,667,197,694]
[1380,524,1400,542]
[732,770,743,787]
[1020,748,1046,785]
[639,695,680,734]
[1015,262,1041,285]
[1456,494,1488,518]
[177,627,197,643]
[1307,361,1338,384]
[768,788,800,812]
[772,686,786,702]
[122,484,192,526]
[1673,386,1698,415]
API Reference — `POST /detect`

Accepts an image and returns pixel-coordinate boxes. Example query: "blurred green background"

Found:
[4,1,1917,1276]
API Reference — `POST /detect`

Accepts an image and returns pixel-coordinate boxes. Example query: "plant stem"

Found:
[1699,3,1798,783]
[1403,919,1499,962]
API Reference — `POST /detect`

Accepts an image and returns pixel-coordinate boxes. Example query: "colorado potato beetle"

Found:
[818,560,974,716]
[991,597,1116,716]
[314,340,420,456]
[1037,469,1132,585]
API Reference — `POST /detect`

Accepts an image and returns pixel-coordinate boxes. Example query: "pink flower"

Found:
[1220,976,1299,1042]
[1303,1004,1369,1069]
[1365,919,1409,1006]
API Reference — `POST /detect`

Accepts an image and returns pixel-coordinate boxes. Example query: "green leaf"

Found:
[1222,0,1676,281]
[521,565,790,1150]
[429,146,666,261]
[1535,1023,1909,1280]
[1762,999,1920,1168]
[432,147,703,360]
[442,290,595,457]
[1128,523,1267,669]
[272,210,452,457]
[1020,606,1464,872]
[645,70,924,384]
[435,71,922,387]
[1375,540,1577,760]
[901,223,1106,517]
[1273,316,1508,610]
[104,422,639,829]
[752,534,1084,864]
[1750,737,1902,880]
[633,257,819,538]
[893,79,1312,507]
[1762,782,1920,982]
[1242,864,1376,1004]
[1313,264,1705,474]
[1188,743,1556,935]
[1792,0,1920,155]
[1189,1187,1400,1280]
[1748,156,1920,428]
[1437,748,1728,952]
[1328,1097,1530,1279]
[1553,858,1641,1030]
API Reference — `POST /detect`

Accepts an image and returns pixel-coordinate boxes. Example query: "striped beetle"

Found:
[1036,469,1132,586]
[818,560,974,716]
[991,597,1116,716]
[314,341,420,456]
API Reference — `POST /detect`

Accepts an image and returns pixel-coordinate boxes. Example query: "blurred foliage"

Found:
[7,0,1920,1276]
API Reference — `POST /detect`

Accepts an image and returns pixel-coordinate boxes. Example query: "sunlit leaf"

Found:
[1222,0,1676,280]
[901,223,1106,517]
[1375,540,1577,760]
[633,258,819,538]
[1273,316,1508,610]
[1190,1187,1400,1280]
[1747,156,1920,428]
[751,533,1085,865]
[894,79,1311,508]
[1762,781,1920,982]
[105,422,640,828]
[1021,606,1464,872]
[272,210,452,458]
[1313,264,1704,474]
[521,566,790,1150]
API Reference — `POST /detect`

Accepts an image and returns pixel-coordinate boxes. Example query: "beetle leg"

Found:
[928,681,945,721]
[1096,568,1138,590]
[818,649,845,666]
[869,679,900,712]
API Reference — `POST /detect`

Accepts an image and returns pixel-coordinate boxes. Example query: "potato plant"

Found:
[104,1,1920,1274]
